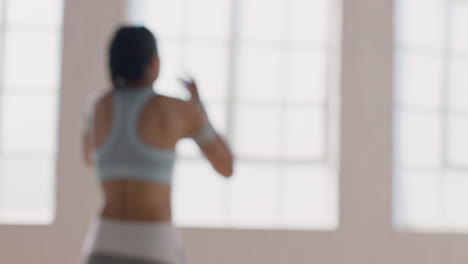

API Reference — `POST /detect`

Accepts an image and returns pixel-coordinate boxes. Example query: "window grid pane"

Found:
[136,0,334,230]
[0,0,62,224]
[395,0,468,231]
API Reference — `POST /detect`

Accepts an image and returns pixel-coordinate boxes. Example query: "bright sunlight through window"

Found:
[394,0,468,232]
[128,0,337,230]
[0,0,63,225]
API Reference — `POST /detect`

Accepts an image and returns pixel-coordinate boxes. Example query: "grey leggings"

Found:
[86,253,171,264]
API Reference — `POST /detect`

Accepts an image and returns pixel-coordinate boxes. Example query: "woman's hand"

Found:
[179,76,201,104]
[179,76,208,117]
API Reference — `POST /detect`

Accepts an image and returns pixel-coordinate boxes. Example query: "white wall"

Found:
[2,0,468,263]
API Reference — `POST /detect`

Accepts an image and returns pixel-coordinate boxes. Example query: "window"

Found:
[128,0,337,229]
[0,0,64,224]
[394,0,468,231]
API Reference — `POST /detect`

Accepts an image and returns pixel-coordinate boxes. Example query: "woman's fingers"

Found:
[178,76,200,102]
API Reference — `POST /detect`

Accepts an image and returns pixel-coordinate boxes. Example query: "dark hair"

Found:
[109,26,158,88]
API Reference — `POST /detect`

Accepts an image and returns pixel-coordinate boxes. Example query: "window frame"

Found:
[129,0,337,230]
[0,0,63,225]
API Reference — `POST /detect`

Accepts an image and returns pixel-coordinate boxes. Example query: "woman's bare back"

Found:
[84,81,233,222]
[91,90,189,222]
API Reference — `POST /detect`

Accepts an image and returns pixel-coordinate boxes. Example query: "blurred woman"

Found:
[82,26,234,264]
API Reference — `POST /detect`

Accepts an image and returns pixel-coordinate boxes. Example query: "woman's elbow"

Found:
[217,160,234,177]
[222,166,234,177]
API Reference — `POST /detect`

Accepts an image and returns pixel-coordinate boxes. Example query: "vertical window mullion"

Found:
[225,0,242,225]
[276,0,290,227]
[442,0,451,169]
[226,0,240,144]
[0,0,7,215]
[323,44,332,164]
[181,0,189,70]
[439,0,452,227]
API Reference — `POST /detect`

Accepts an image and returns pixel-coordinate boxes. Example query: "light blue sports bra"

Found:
[92,87,176,185]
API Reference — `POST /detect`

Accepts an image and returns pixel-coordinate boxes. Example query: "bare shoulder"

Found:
[152,94,186,105]
[150,94,193,113]
[97,90,112,105]
[149,94,205,133]
[83,90,112,133]
[88,90,112,111]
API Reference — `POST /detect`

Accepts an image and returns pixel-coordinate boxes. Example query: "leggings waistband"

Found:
[83,218,185,263]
